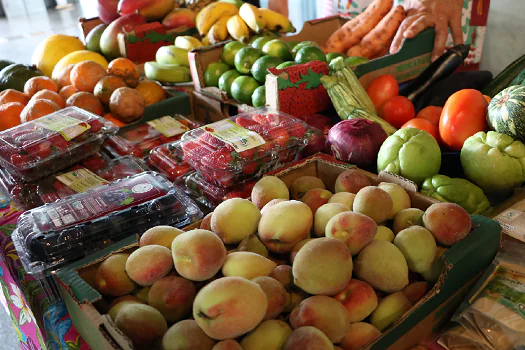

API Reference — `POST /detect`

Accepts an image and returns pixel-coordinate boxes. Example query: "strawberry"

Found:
[10,153,30,167]
[266,126,290,148]
[88,119,104,133]
[41,192,61,204]
[23,140,53,160]
[198,132,227,149]
[201,149,232,170]
[49,134,72,152]
[122,124,152,143]
[242,161,258,175]
[82,154,108,171]
[235,117,258,128]
[182,141,211,162]
[253,114,278,125]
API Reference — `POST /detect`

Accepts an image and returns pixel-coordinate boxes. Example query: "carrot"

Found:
[359,5,406,59]
[324,0,393,54]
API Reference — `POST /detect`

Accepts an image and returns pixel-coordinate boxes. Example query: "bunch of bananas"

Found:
[196,0,296,45]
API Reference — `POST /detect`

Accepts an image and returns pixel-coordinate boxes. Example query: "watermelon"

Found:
[487,85,525,143]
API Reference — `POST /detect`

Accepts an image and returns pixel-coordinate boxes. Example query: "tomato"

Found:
[401,119,440,143]
[439,89,488,151]
[416,106,442,127]
[483,95,492,105]
[380,96,415,128]
[366,74,399,110]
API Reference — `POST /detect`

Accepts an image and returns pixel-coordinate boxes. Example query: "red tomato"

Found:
[401,119,440,143]
[439,89,488,151]
[380,96,415,128]
[416,106,442,127]
[366,74,399,110]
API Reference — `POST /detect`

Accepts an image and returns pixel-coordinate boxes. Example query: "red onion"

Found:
[326,119,387,168]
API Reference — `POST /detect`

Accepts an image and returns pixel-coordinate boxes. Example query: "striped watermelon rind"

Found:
[487,85,525,143]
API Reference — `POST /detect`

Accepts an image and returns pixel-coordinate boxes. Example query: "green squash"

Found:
[0,60,15,72]
[487,85,525,143]
[0,64,44,92]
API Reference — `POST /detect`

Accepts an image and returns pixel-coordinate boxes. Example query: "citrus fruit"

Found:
[204,62,231,87]
[251,56,283,84]
[109,87,146,123]
[291,41,321,58]
[276,61,296,69]
[295,46,327,64]
[326,52,346,63]
[248,35,262,45]
[52,50,108,81]
[31,34,86,77]
[108,58,140,87]
[234,47,263,74]
[0,102,24,131]
[344,56,370,67]
[71,60,108,92]
[231,76,259,105]
[251,37,272,51]
[135,79,166,106]
[252,86,266,107]
[20,99,60,123]
[262,39,292,61]
[54,64,75,89]
[30,89,65,109]
[94,75,127,106]
[0,89,29,106]
[59,85,77,102]
[218,70,242,97]
[222,41,247,68]
[24,76,58,97]
[66,92,104,116]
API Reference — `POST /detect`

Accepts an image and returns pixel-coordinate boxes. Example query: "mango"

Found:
[370,292,412,331]
[394,226,437,273]
[221,252,276,279]
[162,319,216,350]
[241,320,292,350]
[95,253,136,297]
[211,198,261,244]
[115,304,167,348]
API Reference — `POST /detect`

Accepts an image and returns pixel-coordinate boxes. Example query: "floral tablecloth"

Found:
[0,206,90,350]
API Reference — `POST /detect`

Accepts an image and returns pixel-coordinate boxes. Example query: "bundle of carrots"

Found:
[324,0,406,60]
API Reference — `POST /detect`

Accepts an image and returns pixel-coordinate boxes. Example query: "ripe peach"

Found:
[172,229,226,281]
[108,296,144,320]
[290,239,315,264]
[292,238,353,295]
[134,287,150,303]
[394,226,437,273]
[353,186,393,224]
[126,245,173,286]
[334,279,378,323]
[140,225,183,248]
[301,188,333,214]
[193,277,268,340]
[423,203,472,246]
[393,208,424,234]
[212,339,242,350]
[269,265,292,288]
[162,319,216,350]
[200,212,213,231]
[328,192,356,209]
[285,289,309,313]
[211,198,261,244]
[290,176,326,200]
[95,253,136,297]
[314,203,351,237]
[258,201,313,253]
[115,304,167,348]
[221,252,276,279]
[370,291,412,331]
[252,276,287,320]
[237,234,268,257]
[374,226,394,242]
[325,211,377,255]
[148,276,196,322]
[241,320,292,350]
[335,169,371,194]
[339,322,381,350]
[283,326,333,350]
[251,176,290,209]
[260,199,288,216]
[403,281,429,304]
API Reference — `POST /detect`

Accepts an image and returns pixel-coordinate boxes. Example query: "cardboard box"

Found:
[56,154,500,350]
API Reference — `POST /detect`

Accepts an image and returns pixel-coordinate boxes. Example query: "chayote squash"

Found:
[0,64,43,92]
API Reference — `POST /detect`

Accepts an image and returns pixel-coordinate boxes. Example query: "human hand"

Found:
[390,0,464,61]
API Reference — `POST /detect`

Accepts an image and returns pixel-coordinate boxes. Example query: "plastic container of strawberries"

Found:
[0,107,118,182]
[105,115,201,158]
[147,140,194,182]
[12,171,202,276]
[177,108,314,188]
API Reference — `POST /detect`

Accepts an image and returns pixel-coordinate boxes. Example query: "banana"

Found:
[201,36,211,46]
[219,0,243,8]
[156,45,190,66]
[174,36,203,51]
[227,15,250,43]
[259,8,296,33]
[145,62,192,83]
[239,3,266,34]
[207,16,231,45]
[196,2,239,36]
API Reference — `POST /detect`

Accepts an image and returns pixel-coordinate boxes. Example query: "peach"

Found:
[139,225,183,248]
[301,188,333,214]
[292,238,353,295]
[325,211,377,255]
[283,326,333,350]
[269,265,292,288]
[172,229,226,281]
[95,253,136,296]
[162,319,216,350]
[212,339,242,350]
[222,252,276,279]
[193,277,268,340]
[378,182,411,219]
[290,176,326,200]
[353,186,393,224]
[241,320,292,350]
[126,245,173,286]
[314,203,351,237]
[370,291,412,331]
[261,199,288,215]
[148,276,196,322]
[134,287,150,303]
[237,234,268,257]
[334,279,378,323]
[374,226,394,242]
[258,201,313,253]
[211,198,261,244]
[115,304,167,348]
[354,240,409,293]
[285,289,308,313]
[201,212,213,231]
[394,226,437,273]
[339,322,381,350]
[421,246,448,283]
[290,295,350,343]
[403,281,429,304]
[335,169,371,194]
[335,347,343,350]
[251,176,290,209]
[252,276,287,320]
[393,208,424,234]
[290,239,314,263]
[423,203,472,246]
[328,192,356,209]
[108,296,144,320]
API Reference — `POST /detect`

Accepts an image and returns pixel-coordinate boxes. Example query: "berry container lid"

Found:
[12,171,202,276]
[147,140,195,183]
[105,115,202,158]
[0,107,118,182]
[177,108,314,188]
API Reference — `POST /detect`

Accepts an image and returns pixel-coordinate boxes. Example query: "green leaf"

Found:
[277,77,295,90]
[297,68,325,89]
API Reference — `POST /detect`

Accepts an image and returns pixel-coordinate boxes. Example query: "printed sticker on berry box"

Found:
[56,168,109,193]
[34,113,91,141]
[147,116,189,138]
[203,120,266,152]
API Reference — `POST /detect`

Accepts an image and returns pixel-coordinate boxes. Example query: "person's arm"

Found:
[390,0,464,61]
[268,0,289,17]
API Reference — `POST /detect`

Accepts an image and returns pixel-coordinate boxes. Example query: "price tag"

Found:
[56,168,109,193]
[202,120,265,152]
[147,116,189,138]
[35,114,91,141]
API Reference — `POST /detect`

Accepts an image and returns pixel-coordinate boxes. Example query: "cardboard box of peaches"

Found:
[54,154,501,350]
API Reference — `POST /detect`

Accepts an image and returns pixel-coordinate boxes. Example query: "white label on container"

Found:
[202,120,265,152]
